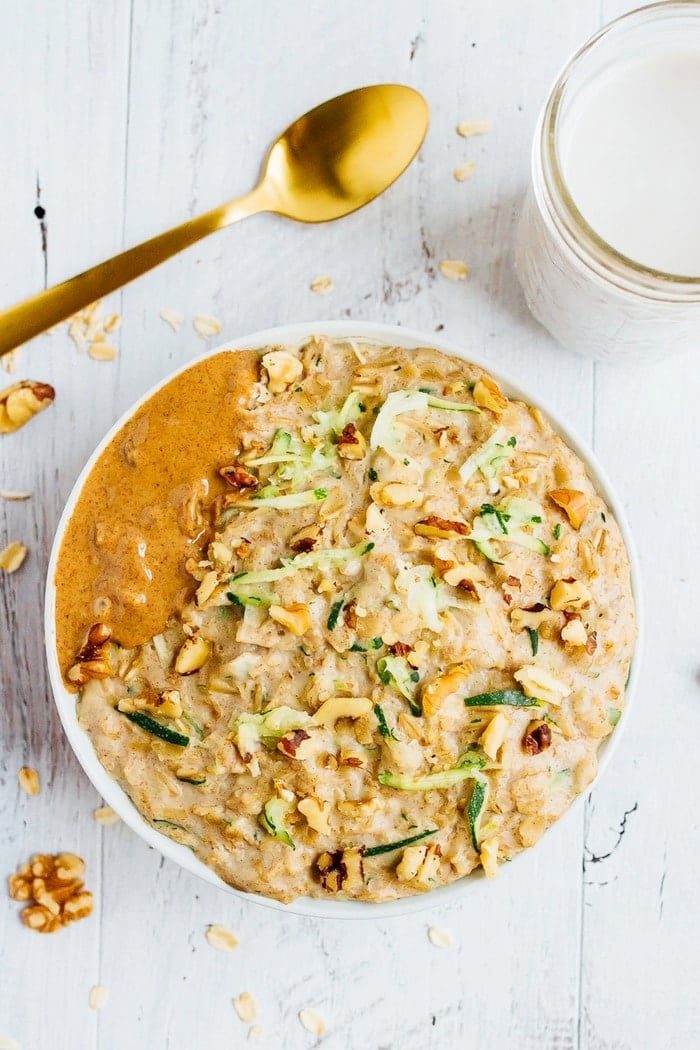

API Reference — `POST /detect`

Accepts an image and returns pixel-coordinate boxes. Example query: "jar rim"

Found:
[542,0,700,293]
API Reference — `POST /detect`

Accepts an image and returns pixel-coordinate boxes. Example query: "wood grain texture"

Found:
[1,2,698,1049]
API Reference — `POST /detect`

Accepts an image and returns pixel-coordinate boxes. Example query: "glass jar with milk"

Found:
[515,2,700,363]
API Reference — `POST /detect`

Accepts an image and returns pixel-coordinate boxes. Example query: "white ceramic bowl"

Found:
[45,321,642,918]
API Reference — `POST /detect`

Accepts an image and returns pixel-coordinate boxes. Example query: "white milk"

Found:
[560,49,700,276]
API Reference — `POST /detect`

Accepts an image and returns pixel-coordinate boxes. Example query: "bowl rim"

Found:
[45,319,643,919]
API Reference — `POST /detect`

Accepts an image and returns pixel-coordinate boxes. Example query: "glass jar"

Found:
[514,2,700,364]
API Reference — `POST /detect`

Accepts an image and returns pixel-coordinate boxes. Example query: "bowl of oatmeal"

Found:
[45,321,639,917]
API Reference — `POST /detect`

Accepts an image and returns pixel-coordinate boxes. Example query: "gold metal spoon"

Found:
[0,84,429,357]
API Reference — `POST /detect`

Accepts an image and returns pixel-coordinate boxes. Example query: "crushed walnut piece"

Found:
[439,259,469,282]
[8,853,93,934]
[0,381,55,434]
[18,767,40,796]
[0,542,27,573]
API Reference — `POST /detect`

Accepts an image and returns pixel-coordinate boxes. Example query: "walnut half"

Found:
[8,853,93,933]
[0,380,55,434]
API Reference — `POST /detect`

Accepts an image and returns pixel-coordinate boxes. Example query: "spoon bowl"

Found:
[0,84,430,356]
[262,84,429,222]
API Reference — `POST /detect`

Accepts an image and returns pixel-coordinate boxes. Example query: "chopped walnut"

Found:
[8,853,93,933]
[336,421,367,460]
[548,488,590,529]
[269,603,312,635]
[422,664,472,717]
[473,375,508,414]
[0,380,55,434]
[522,720,552,755]
[316,848,364,892]
[67,623,113,686]
[414,515,469,539]
[289,523,320,552]
[174,633,210,674]
[261,350,303,393]
[387,640,412,658]
[277,729,315,760]
[220,464,258,491]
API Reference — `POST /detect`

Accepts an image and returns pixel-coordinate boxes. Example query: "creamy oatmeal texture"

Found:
[56,337,636,903]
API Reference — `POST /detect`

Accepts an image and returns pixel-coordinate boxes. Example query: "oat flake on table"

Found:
[310,275,334,295]
[298,1008,327,1036]
[457,119,491,136]
[0,490,31,501]
[94,805,120,826]
[88,984,109,1010]
[160,308,185,333]
[0,1037,22,1050]
[205,923,239,952]
[233,992,257,1022]
[453,160,477,182]
[428,926,454,948]
[247,1025,264,1043]
[439,259,470,281]
[0,542,27,573]
[193,314,223,339]
[18,767,40,796]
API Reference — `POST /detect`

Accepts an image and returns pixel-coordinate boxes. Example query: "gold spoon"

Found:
[0,84,429,357]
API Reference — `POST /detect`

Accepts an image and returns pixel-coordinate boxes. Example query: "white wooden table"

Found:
[1,2,697,1047]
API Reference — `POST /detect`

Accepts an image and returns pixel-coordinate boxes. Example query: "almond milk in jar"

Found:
[514,2,700,363]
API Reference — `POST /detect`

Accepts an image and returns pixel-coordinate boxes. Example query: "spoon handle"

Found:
[0,185,269,357]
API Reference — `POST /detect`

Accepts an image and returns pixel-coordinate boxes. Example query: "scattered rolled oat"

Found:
[298,1008,327,1036]
[248,1026,264,1043]
[457,119,491,137]
[233,993,257,1023]
[66,300,122,357]
[205,923,238,952]
[310,275,334,295]
[0,1037,22,1050]
[0,542,27,573]
[18,767,40,797]
[88,342,118,362]
[439,259,470,282]
[88,984,109,1010]
[453,161,477,182]
[93,806,120,826]
[428,926,454,948]
[160,308,185,333]
[8,852,93,934]
[0,380,55,434]
[0,490,31,501]
[193,314,223,339]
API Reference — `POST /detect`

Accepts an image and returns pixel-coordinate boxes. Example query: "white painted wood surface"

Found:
[1,2,697,1048]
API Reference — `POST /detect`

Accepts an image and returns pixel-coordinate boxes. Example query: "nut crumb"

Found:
[0,542,27,573]
[248,1026,264,1043]
[94,806,120,826]
[18,767,40,796]
[310,275,334,295]
[160,308,185,333]
[88,342,118,362]
[457,119,491,137]
[439,259,469,282]
[205,923,238,952]
[453,161,477,182]
[0,490,31,501]
[299,1008,327,1036]
[2,350,19,374]
[428,926,454,948]
[233,993,257,1023]
[193,314,222,339]
[88,984,109,1010]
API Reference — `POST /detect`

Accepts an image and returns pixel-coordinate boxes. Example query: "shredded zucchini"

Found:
[259,797,295,848]
[458,427,512,492]
[467,776,489,849]
[464,689,542,708]
[370,389,480,453]
[363,828,438,856]
[379,751,486,791]
[376,655,421,715]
